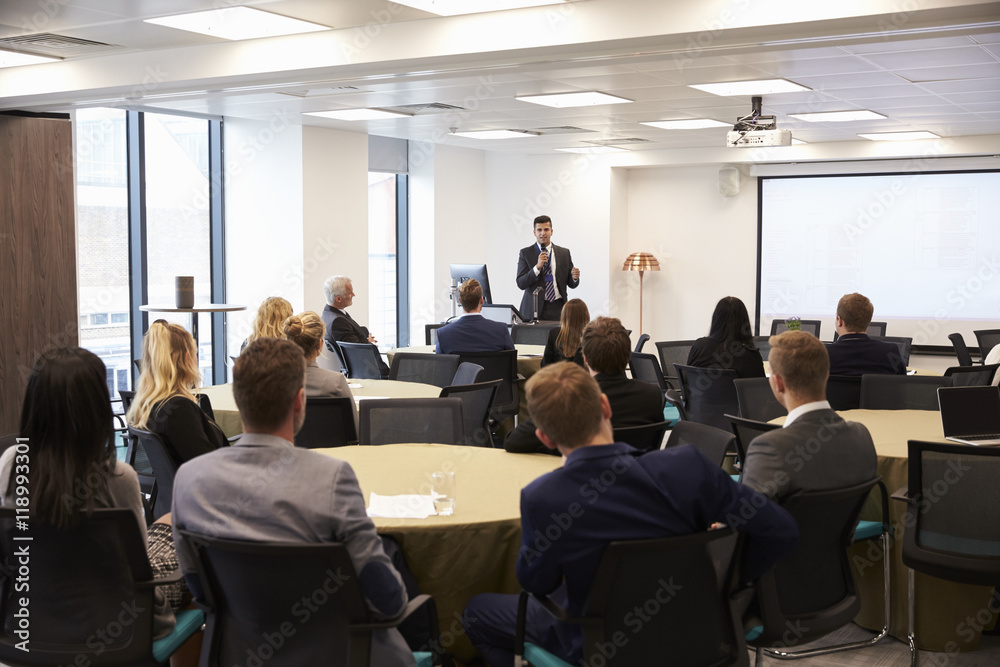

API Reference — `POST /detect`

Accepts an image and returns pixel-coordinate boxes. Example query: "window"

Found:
[367,172,409,348]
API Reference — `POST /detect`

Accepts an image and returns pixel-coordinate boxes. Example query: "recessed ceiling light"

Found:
[858,131,940,141]
[640,119,731,130]
[789,110,887,122]
[145,7,328,40]
[393,0,565,16]
[304,109,412,121]
[689,79,810,96]
[452,130,540,139]
[516,92,633,108]
[555,146,629,154]
[0,49,59,68]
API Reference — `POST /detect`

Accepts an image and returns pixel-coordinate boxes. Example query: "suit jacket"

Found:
[516,243,579,321]
[517,443,799,663]
[541,326,584,367]
[503,372,664,454]
[305,360,359,427]
[323,304,390,378]
[435,314,515,354]
[147,395,227,465]
[740,407,878,502]
[687,336,766,378]
[172,433,414,667]
[826,333,906,375]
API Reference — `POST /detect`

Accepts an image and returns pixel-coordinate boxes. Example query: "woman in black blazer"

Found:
[541,299,590,367]
[687,296,765,378]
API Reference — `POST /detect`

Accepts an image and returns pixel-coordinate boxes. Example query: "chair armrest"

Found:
[890,486,911,504]
[352,593,433,631]
[664,389,682,407]
[135,568,186,589]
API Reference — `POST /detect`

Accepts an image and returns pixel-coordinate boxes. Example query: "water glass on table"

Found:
[432,471,455,516]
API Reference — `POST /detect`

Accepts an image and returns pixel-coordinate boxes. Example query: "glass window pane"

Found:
[368,172,397,350]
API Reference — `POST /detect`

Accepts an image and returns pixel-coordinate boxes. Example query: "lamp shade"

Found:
[622,252,660,272]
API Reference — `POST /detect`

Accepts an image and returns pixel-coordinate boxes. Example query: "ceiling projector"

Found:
[726,95,792,148]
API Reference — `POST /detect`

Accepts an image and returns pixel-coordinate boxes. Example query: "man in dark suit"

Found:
[464,362,798,667]
[825,292,905,375]
[504,316,663,454]
[516,215,580,321]
[435,279,515,354]
[741,330,877,501]
[322,274,389,378]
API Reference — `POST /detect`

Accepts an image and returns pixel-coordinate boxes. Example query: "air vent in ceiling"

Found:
[278,86,363,98]
[386,102,465,114]
[0,33,117,56]
[535,126,594,134]
[586,137,652,146]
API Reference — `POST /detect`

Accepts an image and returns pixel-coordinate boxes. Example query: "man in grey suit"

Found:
[516,215,581,321]
[172,337,415,666]
[741,331,877,501]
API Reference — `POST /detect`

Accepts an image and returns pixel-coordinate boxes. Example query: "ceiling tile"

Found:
[843,36,976,54]
[918,77,1000,94]
[898,63,1000,83]
[971,32,1000,45]
[790,70,907,91]
[861,46,998,70]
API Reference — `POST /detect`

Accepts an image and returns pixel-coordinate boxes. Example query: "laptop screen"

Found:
[938,386,1000,437]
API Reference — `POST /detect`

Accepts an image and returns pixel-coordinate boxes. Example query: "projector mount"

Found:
[726,96,792,147]
[733,96,776,134]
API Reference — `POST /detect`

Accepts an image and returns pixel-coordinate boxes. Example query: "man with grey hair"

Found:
[323,274,389,378]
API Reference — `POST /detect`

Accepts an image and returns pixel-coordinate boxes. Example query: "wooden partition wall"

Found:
[0,113,77,435]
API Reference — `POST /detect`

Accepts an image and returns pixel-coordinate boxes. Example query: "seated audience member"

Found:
[987,343,1000,386]
[464,362,798,667]
[283,310,358,426]
[541,298,589,367]
[435,279,515,354]
[741,331,877,501]
[688,296,765,378]
[128,320,227,464]
[505,316,665,454]
[241,296,293,352]
[2,348,183,641]
[322,274,390,378]
[172,338,413,666]
[826,292,904,375]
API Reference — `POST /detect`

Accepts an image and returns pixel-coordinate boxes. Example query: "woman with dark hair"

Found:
[542,298,590,367]
[687,296,765,377]
[0,348,179,639]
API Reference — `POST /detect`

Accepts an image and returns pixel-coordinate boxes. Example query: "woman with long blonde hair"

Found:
[283,311,358,425]
[242,296,293,350]
[128,320,227,464]
[542,298,590,367]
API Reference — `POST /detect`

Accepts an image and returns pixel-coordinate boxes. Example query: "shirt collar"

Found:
[564,442,636,466]
[231,432,294,448]
[784,400,831,426]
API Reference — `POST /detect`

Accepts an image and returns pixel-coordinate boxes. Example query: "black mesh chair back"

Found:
[753,478,880,647]
[325,339,348,371]
[944,364,1000,386]
[613,421,670,452]
[733,377,786,422]
[451,362,484,385]
[388,352,460,388]
[633,333,650,353]
[948,332,974,367]
[629,352,666,394]
[725,415,781,468]
[512,323,560,346]
[128,426,178,520]
[440,380,502,447]
[425,323,447,346]
[860,375,952,410]
[359,397,464,445]
[872,335,912,367]
[752,336,772,361]
[770,319,822,338]
[197,392,216,421]
[655,340,696,389]
[826,375,862,411]
[663,420,735,467]
[516,529,747,667]
[974,329,1000,362]
[179,532,434,667]
[336,341,384,380]
[456,350,519,423]
[673,364,740,433]
[295,396,358,448]
[118,389,143,470]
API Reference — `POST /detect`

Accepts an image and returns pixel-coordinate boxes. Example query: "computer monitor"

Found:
[449,263,492,304]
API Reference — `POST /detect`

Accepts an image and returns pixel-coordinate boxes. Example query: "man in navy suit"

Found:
[435,279,515,354]
[463,362,799,667]
[516,215,580,321]
[826,293,905,375]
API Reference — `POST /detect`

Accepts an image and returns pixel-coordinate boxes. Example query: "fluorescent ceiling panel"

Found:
[394,0,564,16]
[453,130,540,139]
[640,119,731,130]
[555,146,628,154]
[517,92,633,108]
[689,79,810,96]
[305,109,411,121]
[145,7,328,40]
[858,131,940,141]
[789,110,887,122]
[0,50,59,68]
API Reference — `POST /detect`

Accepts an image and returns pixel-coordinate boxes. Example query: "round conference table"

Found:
[317,443,560,662]
[775,409,995,652]
[199,379,441,438]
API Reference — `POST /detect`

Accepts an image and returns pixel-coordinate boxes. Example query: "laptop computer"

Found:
[937,386,1000,446]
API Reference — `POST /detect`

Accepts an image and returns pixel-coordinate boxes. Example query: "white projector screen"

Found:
[757,170,1000,349]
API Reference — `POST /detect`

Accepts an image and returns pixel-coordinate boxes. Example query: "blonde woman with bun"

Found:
[283,311,358,425]
[241,296,293,351]
[128,320,227,464]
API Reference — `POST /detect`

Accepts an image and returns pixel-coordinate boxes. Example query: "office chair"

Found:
[733,377,786,422]
[859,375,952,410]
[359,397,464,446]
[295,396,358,448]
[943,363,999,386]
[389,352,460,388]
[655,340,697,391]
[440,380,502,447]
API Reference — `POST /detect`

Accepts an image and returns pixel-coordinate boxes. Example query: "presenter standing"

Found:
[516,215,581,321]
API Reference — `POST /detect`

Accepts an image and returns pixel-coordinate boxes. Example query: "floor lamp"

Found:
[622,252,660,335]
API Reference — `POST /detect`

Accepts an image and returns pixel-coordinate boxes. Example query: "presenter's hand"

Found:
[535,251,549,271]
[368,334,378,344]
[571,267,580,280]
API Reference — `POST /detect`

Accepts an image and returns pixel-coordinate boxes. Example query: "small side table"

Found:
[139,304,246,349]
